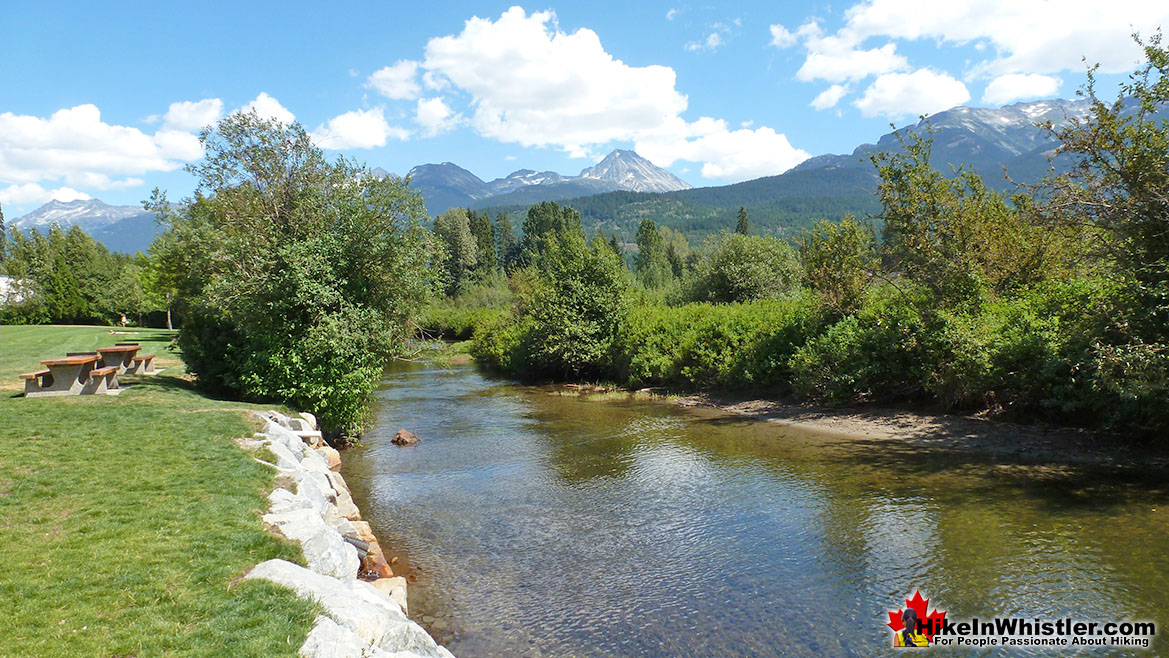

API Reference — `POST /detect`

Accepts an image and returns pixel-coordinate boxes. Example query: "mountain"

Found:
[12,199,161,254]
[579,150,692,193]
[792,98,1095,187]
[479,98,1112,243]
[14,199,144,231]
[403,149,690,216]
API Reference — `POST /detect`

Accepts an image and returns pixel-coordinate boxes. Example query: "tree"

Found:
[634,218,673,287]
[468,210,497,274]
[519,201,583,266]
[433,208,478,295]
[736,206,750,235]
[608,233,624,262]
[495,213,518,271]
[688,232,801,303]
[799,215,878,315]
[521,232,630,377]
[1044,33,1169,341]
[873,132,1054,307]
[150,111,435,434]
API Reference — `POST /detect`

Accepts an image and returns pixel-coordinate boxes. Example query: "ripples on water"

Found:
[338,362,1169,657]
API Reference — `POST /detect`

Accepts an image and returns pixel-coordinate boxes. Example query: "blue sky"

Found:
[2,1,1166,215]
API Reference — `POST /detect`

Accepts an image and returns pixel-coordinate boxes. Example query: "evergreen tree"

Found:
[634,218,673,287]
[468,210,497,273]
[495,212,517,271]
[608,233,624,263]
[433,208,478,295]
[736,206,750,235]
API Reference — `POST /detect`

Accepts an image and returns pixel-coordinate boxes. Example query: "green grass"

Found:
[0,325,317,657]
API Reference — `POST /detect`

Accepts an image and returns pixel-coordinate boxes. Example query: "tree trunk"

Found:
[166,307,173,330]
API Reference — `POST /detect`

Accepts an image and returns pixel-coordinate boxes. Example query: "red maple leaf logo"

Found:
[887,590,947,641]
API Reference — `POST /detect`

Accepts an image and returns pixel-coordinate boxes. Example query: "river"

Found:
[341,361,1169,656]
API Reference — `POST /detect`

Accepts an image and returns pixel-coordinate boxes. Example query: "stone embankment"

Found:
[240,410,453,658]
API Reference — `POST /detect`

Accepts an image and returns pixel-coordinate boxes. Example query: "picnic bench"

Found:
[18,342,159,397]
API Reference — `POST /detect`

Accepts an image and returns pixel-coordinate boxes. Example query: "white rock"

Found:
[302,527,361,580]
[269,488,313,515]
[299,411,319,430]
[299,615,376,658]
[247,560,406,644]
[265,438,302,471]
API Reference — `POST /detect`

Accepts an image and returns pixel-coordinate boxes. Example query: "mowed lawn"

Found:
[0,325,316,657]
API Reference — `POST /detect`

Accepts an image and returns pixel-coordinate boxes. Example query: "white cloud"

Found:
[0,104,203,193]
[768,24,797,49]
[0,183,91,205]
[162,98,223,132]
[366,7,807,181]
[367,60,422,100]
[666,8,677,21]
[421,7,688,157]
[797,36,907,82]
[841,0,1169,77]
[241,92,295,124]
[415,97,460,136]
[854,68,970,118]
[310,107,409,150]
[636,117,810,181]
[810,84,850,110]
[686,32,725,52]
[981,73,1062,106]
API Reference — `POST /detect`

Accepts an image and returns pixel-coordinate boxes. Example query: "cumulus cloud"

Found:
[421,7,689,157]
[241,92,295,124]
[841,0,1169,77]
[982,73,1062,106]
[0,183,91,205]
[368,60,422,100]
[311,107,409,150]
[810,84,850,110]
[415,97,460,136]
[0,104,203,194]
[162,98,223,132]
[636,117,810,180]
[854,69,970,118]
[365,7,809,181]
[686,32,724,52]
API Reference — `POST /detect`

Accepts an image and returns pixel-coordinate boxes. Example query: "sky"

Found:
[2,0,1167,216]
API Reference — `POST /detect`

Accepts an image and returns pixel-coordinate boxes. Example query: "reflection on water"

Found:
[341,361,1169,657]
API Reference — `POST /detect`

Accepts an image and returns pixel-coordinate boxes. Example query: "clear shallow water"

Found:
[342,361,1169,657]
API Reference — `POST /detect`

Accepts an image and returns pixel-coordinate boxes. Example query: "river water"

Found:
[341,361,1169,657]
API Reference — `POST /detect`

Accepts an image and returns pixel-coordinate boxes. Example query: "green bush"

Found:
[615,295,825,390]
[687,232,802,303]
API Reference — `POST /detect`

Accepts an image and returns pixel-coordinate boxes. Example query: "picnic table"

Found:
[21,354,119,397]
[97,344,140,373]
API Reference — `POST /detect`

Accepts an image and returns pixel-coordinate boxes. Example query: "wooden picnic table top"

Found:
[42,355,101,366]
[96,344,140,353]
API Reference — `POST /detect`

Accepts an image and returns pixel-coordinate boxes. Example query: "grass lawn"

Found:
[0,325,317,657]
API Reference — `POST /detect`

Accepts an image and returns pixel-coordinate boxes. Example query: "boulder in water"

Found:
[391,429,420,446]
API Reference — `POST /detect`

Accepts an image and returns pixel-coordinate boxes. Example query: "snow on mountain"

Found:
[579,149,692,193]
[13,199,146,232]
[402,149,691,215]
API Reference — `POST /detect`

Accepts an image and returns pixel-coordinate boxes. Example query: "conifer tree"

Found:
[736,206,750,235]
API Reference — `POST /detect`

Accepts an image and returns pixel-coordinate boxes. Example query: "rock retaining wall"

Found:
[241,410,453,658]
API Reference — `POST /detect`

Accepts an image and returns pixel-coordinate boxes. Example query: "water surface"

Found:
[342,361,1169,656]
